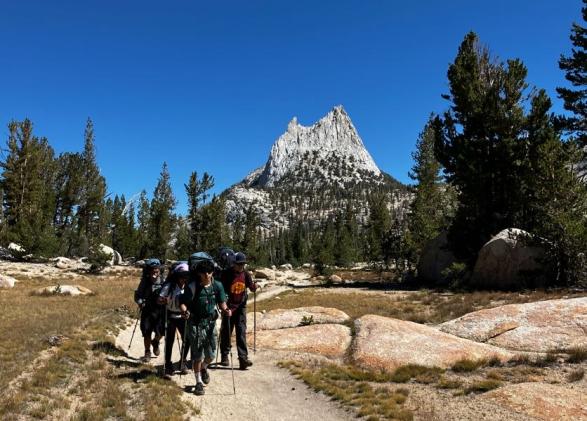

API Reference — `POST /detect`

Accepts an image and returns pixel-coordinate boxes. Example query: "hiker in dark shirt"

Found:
[134,258,165,362]
[179,258,231,396]
[219,252,258,370]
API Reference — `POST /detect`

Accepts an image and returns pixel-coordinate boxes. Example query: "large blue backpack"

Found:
[188,252,215,273]
[217,246,236,270]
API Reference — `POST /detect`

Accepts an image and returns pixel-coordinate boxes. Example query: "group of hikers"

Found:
[133,248,258,396]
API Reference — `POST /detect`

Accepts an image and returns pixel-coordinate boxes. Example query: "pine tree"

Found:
[557,0,587,147]
[53,152,84,254]
[76,118,107,256]
[136,190,151,258]
[434,32,535,262]
[148,162,177,261]
[365,193,391,263]
[524,91,587,286]
[185,171,214,250]
[0,119,58,254]
[406,116,451,267]
[200,195,229,254]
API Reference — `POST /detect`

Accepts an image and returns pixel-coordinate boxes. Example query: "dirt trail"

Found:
[115,319,352,421]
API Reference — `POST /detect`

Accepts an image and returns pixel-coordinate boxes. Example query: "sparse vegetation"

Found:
[567,368,585,382]
[278,361,413,421]
[0,269,198,419]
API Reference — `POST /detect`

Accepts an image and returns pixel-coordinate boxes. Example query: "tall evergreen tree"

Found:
[435,32,587,286]
[76,118,107,256]
[185,171,214,250]
[0,119,58,254]
[364,193,391,263]
[136,190,151,258]
[149,162,177,261]
[434,32,535,262]
[557,0,587,147]
[200,195,229,254]
[406,116,451,267]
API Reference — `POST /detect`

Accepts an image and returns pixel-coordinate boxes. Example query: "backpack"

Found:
[188,252,215,273]
[217,247,236,270]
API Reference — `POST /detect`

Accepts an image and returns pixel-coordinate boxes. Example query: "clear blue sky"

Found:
[0,0,582,214]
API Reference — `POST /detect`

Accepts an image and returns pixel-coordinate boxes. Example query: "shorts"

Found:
[187,320,217,362]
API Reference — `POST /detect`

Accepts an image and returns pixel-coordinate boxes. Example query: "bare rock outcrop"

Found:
[439,297,587,352]
[33,284,94,296]
[256,324,351,358]
[246,306,350,332]
[0,274,17,288]
[417,232,455,284]
[254,268,275,280]
[353,315,513,372]
[99,244,122,266]
[483,383,587,420]
[471,228,545,289]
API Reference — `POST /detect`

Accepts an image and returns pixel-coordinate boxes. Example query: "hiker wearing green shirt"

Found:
[179,258,231,396]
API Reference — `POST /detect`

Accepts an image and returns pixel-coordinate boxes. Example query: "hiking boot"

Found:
[152,340,160,356]
[201,368,210,385]
[220,355,229,367]
[239,358,253,370]
[194,382,205,396]
[164,364,174,377]
[179,361,189,375]
[141,350,151,362]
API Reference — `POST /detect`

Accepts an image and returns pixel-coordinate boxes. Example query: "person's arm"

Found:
[179,283,193,319]
[215,282,232,316]
[157,282,171,305]
[245,271,258,292]
[134,279,147,306]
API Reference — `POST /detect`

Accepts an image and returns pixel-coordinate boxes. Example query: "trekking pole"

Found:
[162,306,168,377]
[215,315,222,366]
[180,317,188,378]
[128,308,141,351]
[253,290,257,354]
[227,315,236,395]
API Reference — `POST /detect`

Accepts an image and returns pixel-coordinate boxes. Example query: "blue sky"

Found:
[0,0,582,214]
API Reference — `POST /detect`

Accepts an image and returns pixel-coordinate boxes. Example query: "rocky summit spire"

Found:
[255,105,381,187]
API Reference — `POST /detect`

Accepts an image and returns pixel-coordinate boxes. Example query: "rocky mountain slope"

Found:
[223,106,410,231]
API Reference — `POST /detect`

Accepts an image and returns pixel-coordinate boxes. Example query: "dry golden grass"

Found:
[0,269,198,419]
[257,287,585,324]
[278,360,413,421]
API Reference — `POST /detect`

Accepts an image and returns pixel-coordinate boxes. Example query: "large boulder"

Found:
[471,228,545,289]
[353,315,513,372]
[439,297,587,352]
[33,285,94,296]
[417,232,455,284]
[254,268,275,280]
[99,244,122,266]
[256,324,351,358]
[247,306,350,331]
[278,263,293,271]
[0,274,17,288]
[483,383,587,420]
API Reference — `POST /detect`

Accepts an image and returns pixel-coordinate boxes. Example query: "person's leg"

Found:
[235,307,250,366]
[164,318,175,372]
[151,312,164,356]
[200,324,216,385]
[219,314,231,365]
[177,319,190,368]
[140,314,152,360]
